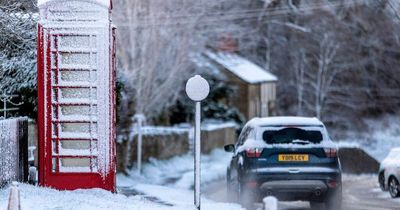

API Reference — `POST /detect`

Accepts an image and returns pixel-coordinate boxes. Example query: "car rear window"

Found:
[262,127,323,144]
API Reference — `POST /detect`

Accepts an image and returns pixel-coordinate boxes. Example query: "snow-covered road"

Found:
[203,174,400,210]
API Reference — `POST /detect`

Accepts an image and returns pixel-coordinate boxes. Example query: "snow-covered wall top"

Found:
[38,0,111,8]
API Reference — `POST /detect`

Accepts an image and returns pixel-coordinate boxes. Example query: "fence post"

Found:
[0,118,29,187]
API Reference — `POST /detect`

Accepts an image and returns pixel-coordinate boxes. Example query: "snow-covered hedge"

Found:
[0,118,28,188]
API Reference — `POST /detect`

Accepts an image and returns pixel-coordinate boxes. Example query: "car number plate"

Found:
[278,154,309,162]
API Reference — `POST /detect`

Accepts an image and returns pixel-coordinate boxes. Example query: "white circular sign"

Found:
[185,75,210,101]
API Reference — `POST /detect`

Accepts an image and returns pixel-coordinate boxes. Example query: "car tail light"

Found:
[327,180,338,188]
[246,148,263,158]
[246,181,258,188]
[324,148,338,158]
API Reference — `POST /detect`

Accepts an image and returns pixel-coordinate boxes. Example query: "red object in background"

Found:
[37,0,116,191]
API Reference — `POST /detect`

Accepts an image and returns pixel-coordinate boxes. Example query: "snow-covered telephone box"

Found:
[37,0,116,191]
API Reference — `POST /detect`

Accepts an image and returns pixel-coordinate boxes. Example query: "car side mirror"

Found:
[224,144,235,153]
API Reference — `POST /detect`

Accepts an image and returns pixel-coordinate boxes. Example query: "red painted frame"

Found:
[37,2,116,192]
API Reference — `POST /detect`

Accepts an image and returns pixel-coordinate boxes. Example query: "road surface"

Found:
[204,174,400,210]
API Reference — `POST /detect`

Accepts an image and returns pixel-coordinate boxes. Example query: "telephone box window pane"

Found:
[59,158,92,173]
[60,140,95,150]
[60,105,97,116]
[51,53,57,69]
[52,123,58,137]
[61,71,96,83]
[61,88,97,100]
[52,158,57,172]
[60,52,92,65]
[52,140,57,154]
[52,89,59,102]
[59,35,94,49]
[61,122,97,133]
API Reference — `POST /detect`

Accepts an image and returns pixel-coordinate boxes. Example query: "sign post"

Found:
[185,75,210,210]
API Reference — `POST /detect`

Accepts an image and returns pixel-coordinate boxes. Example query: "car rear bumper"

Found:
[259,180,329,201]
[241,169,341,202]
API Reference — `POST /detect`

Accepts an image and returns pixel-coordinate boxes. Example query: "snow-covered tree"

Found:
[0,3,37,118]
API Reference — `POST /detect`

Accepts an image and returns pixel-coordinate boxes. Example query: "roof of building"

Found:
[246,116,324,127]
[205,51,278,84]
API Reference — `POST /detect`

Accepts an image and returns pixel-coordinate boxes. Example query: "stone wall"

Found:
[338,147,380,174]
[117,125,237,172]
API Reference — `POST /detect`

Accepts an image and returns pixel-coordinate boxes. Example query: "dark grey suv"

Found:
[224,117,342,210]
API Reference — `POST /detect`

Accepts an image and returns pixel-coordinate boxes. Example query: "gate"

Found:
[37,0,116,191]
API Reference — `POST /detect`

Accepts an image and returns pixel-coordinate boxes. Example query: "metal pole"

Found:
[194,102,201,210]
[137,118,142,175]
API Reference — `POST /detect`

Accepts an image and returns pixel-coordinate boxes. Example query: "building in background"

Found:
[203,50,278,120]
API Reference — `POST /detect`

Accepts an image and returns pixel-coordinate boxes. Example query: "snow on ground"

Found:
[0,183,188,210]
[118,149,232,189]
[117,149,243,210]
[0,149,240,210]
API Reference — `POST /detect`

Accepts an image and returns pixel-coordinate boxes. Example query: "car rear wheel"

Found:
[310,201,324,210]
[239,188,256,210]
[389,177,400,198]
[379,172,385,191]
[326,188,342,210]
[227,179,239,203]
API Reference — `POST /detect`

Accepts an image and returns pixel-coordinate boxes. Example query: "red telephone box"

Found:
[37,0,116,191]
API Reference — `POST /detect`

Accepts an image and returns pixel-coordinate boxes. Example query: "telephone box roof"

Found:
[38,0,111,8]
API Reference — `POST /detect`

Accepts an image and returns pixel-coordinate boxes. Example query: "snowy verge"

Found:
[0,183,174,210]
[0,183,243,210]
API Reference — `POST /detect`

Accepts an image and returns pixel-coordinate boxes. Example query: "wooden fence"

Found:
[0,118,28,188]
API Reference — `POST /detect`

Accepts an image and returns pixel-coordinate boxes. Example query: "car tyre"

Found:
[239,184,255,210]
[379,172,386,191]
[310,201,325,210]
[389,177,400,198]
[227,179,239,203]
[325,187,342,210]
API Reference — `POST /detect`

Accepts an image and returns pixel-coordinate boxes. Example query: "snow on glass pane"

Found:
[59,158,92,173]
[59,35,95,50]
[61,140,95,150]
[61,122,97,133]
[60,105,97,116]
[61,52,91,65]
[60,88,97,99]
[61,71,97,83]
